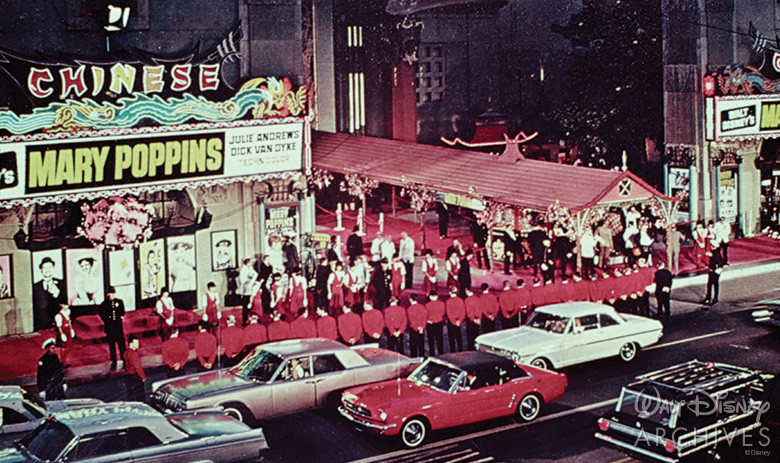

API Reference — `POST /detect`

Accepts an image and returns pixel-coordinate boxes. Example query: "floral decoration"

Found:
[78,196,155,249]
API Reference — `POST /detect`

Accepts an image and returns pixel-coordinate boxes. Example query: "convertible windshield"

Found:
[409,360,462,392]
[19,420,74,461]
[233,349,283,382]
[527,312,570,334]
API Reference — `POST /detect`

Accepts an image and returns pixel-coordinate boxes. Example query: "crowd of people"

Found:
[37,202,740,403]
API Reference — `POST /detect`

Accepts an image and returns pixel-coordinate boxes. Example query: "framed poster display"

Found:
[167,235,196,293]
[0,254,12,299]
[65,248,104,306]
[109,249,136,287]
[139,239,166,299]
[31,249,65,331]
[668,167,691,223]
[211,230,237,271]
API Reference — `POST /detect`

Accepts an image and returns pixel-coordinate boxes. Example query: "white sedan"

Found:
[475,302,663,370]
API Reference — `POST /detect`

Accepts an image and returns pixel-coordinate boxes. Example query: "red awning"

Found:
[312,131,671,212]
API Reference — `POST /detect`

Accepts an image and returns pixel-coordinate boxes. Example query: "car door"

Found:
[598,313,627,359]
[129,427,217,463]
[271,356,317,416]
[561,315,601,366]
[473,367,518,421]
[311,354,348,407]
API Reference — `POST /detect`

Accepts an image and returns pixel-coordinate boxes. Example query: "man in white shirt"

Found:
[370,231,383,262]
[238,258,258,321]
[398,231,415,289]
[380,234,396,262]
[714,217,731,265]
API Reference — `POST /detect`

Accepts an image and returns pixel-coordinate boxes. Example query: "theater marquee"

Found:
[714,95,780,140]
[0,119,303,204]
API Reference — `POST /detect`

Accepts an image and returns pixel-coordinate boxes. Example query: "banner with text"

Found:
[714,95,780,139]
[0,120,303,202]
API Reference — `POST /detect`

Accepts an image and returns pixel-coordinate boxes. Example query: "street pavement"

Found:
[60,262,780,463]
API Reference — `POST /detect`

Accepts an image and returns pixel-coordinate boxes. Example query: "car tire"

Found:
[222,403,255,426]
[516,393,542,422]
[619,342,638,362]
[530,357,551,370]
[400,418,428,448]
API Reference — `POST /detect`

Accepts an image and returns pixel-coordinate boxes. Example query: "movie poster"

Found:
[139,239,166,299]
[31,249,65,331]
[66,249,104,306]
[211,230,237,271]
[167,236,196,293]
[0,255,13,299]
[108,249,137,311]
[108,249,135,287]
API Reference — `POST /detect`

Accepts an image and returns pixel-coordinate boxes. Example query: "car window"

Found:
[0,406,28,425]
[20,420,74,461]
[279,356,312,381]
[599,313,620,327]
[313,354,345,375]
[499,364,529,383]
[234,349,283,382]
[124,427,161,450]
[573,315,599,333]
[465,368,499,390]
[67,430,126,459]
[527,312,570,334]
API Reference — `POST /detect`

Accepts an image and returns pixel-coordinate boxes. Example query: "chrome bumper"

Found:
[338,406,397,431]
[595,432,678,463]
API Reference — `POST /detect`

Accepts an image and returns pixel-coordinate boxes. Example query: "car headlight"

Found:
[378,410,387,421]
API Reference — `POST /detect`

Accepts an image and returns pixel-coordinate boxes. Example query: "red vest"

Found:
[205,293,219,323]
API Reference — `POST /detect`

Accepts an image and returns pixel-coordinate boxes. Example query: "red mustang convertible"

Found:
[339,351,568,448]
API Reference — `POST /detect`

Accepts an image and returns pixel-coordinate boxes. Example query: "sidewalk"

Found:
[2,207,779,389]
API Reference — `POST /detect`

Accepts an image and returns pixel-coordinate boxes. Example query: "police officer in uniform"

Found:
[99,286,126,368]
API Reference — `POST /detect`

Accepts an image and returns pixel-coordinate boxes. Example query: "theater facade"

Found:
[0,3,314,336]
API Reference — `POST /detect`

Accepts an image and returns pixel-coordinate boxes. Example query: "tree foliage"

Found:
[551,0,663,166]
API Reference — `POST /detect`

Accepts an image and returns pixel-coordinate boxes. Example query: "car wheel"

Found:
[223,403,255,426]
[517,394,542,422]
[530,357,550,370]
[400,418,427,448]
[619,342,638,362]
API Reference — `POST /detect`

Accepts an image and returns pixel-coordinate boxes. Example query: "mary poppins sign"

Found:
[0,119,304,206]
[0,27,308,136]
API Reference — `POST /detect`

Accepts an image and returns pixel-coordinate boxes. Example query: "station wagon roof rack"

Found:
[633,360,760,396]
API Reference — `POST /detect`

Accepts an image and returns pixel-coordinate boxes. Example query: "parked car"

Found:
[751,298,780,329]
[595,361,774,463]
[0,385,103,446]
[151,338,420,423]
[475,302,663,370]
[0,401,268,463]
[339,351,567,448]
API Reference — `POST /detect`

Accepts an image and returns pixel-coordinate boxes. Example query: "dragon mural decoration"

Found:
[0,76,307,135]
